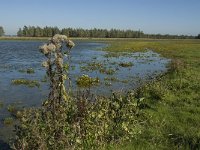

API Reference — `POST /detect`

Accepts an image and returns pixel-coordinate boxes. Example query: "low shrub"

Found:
[12,93,142,149]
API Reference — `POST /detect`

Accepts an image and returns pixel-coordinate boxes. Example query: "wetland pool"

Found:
[0,40,170,127]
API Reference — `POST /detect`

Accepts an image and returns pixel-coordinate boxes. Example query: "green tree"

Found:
[23,26,28,36]
[0,26,5,36]
[16,25,196,39]
[52,26,60,35]
[28,26,35,37]
[196,34,200,39]
[34,26,43,37]
[17,28,23,36]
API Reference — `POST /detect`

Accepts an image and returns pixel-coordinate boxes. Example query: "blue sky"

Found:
[0,0,200,35]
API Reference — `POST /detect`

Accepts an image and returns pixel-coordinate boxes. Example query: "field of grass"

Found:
[101,39,200,149]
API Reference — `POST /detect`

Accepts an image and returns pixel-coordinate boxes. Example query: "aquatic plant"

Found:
[99,67,116,75]
[119,62,134,67]
[7,105,17,113]
[26,68,35,74]
[76,74,100,87]
[18,68,35,74]
[104,77,119,82]
[81,62,103,72]
[104,52,129,58]
[3,117,14,126]
[11,79,40,87]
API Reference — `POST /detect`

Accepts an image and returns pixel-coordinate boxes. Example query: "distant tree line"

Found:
[196,34,200,39]
[17,25,196,39]
[0,26,5,36]
[17,26,145,38]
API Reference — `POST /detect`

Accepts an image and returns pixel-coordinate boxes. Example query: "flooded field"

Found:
[0,40,170,126]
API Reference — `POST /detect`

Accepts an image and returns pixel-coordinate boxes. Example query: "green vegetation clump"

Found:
[81,62,103,72]
[81,62,116,75]
[13,93,142,149]
[26,68,35,74]
[11,79,40,87]
[104,77,119,82]
[76,74,100,87]
[19,68,35,74]
[99,68,116,75]
[104,52,130,58]
[7,105,17,114]
[119,62,133,67]
[3,117,14,126]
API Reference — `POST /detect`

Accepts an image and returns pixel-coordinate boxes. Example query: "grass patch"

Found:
[19,68,35,74]
[119,62,133,67]
[81,61,116,75]
[11,79,40,87]
[81,62,103,72]
[104,77,119,82]
[101,39,200,149]
[76,74,100,87]
[3,117,14,126]
[99,68,116,75]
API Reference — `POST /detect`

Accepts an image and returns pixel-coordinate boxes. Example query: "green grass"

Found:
[76,74,100,87]
[119,62,134,67]
[3,117,14,126]
[18,68,35,74]
[11,79,40,87]
[101,39,200,149]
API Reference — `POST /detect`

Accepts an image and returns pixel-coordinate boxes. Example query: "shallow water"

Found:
[0,40,170,123]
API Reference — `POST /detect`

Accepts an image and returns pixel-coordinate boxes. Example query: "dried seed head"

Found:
[42,61,49,68]
[55,43,62,49]
[52,34,68,43]
[66,40,75,49]
[61,35,68,41]
[39,44,49,54]
[47,43,56,52]
[52,34,61,43]
[56,57,63,68]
